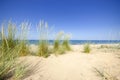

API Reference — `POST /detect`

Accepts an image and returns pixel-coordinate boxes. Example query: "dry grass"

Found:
[62,34,71,51]
[37,21,50,57]
[83,43,91,53]
[0,21,28,80]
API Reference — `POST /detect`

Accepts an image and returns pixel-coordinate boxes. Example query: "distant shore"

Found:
[29,43,120,55]
[28,40,120,45]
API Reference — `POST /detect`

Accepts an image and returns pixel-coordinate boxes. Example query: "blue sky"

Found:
[0,0,120,40]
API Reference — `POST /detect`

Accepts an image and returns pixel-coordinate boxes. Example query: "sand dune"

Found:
[19,44,120,80]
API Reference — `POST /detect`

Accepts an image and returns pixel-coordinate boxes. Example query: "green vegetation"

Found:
[18,22,30,56]
[0,21,28,80]
[0,45,26,80]
[99,44,120,50]
[116,44,120,49]
[62,34,71,51]
[37,21,49,57]
[54,40,60,51]
[53,32,71,55]
[0,20,72,79]
[53,31,65,55]
[83,43,91,53]
[0,22,18,51]
[53,31,64,53]
[100,45,109,48]
[38,40,49,57]
[18,41,29,56]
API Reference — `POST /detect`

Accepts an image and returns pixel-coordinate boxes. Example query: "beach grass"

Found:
[53,31,66,55]
[0,21,28,79]
[18,22,30,56]
[0,43,26,80]
[53,31,64,51]
[62,34,71,51]
[53,32,71,55]
[0,22,18,51]
[37,21,50,57]
[83,43,91,53]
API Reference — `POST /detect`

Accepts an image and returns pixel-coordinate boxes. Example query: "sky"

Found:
[0,0,120,40]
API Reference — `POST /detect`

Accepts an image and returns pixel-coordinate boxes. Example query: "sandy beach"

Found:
[1,0,120,80]
[18,44,120,80]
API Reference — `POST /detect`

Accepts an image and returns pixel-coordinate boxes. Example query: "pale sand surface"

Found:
[19,44,120,80]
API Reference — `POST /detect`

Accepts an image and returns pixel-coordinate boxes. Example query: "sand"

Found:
[19,44,120,80]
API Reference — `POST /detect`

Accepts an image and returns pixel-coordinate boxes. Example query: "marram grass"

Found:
[38,40,49,57]
[0,23,18,51]
[0,20,73,79]
[18,41,29,56]
[83,43,91,53]
[62,33,71,51]
[37,21,50,57]
[0,44,26,80]
[0,21,28,80]
[53,32,71,55]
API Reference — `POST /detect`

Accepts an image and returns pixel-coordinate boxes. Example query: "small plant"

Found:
[38,40,49,57]
[116,44,120,49]
[54,40,65,55]
[62,34,71,51]
[54,31,64,51]
[53,31,65,55]
[100,45,109,48]
[54,40,60,51]
[83,43,91,53]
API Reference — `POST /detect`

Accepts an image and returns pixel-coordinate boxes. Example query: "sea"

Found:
[29,40,120,45]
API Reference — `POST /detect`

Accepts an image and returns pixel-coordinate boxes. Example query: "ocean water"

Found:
[29,40,120,45]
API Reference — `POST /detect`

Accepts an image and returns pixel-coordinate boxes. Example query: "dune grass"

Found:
[37,21,50,57]
[18,41,29,56]
[0,21,29,80]
[18,22,30,56]
[0,22,18,51]
[0,20,72,79]
[0,21,30,56]
[62,34,71,51]
[83,43,91,53]
[53,32,63,51]
[53,31,65,55]
[53,32,71,55]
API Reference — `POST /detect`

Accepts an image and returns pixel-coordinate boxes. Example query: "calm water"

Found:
[29,40,120,45]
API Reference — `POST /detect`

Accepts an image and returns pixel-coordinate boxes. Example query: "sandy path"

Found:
[18,45,120,80]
